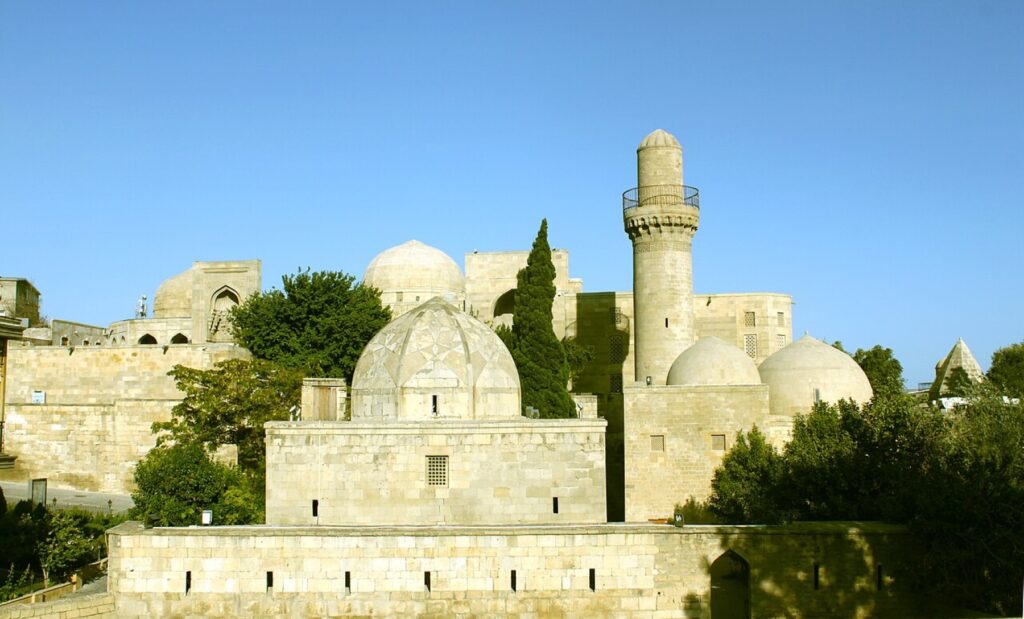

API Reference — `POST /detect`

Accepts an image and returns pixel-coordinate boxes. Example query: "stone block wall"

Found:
[106,521,921,618]
[624,384,770,522]
[0,592,115,619]
[693,292,793,364]
[265,419,607,526]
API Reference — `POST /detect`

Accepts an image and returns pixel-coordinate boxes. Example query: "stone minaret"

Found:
[623,129,700,384]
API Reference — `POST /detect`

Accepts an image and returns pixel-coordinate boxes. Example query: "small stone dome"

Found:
[351,297,521,421]
[152,267,193,318]
[363,240,466,318]
[758,334,873,418]
[638,128,680,149]
[667,337,762,386]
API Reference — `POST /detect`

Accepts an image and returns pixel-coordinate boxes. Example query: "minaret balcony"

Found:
[622,185,700,212]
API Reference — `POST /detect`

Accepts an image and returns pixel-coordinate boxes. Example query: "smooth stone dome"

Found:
[363,240,465,299]
[667,337,762,386]
[351,297,521,421]
[152,268,192,318]
[758,334,873,417]
[638,128,680,149]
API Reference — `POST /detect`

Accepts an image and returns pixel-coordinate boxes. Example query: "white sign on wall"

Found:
[31,390,45,404]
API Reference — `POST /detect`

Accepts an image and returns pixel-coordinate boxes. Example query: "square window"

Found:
[744,311,756,327]
[426,455,448,487]
[711,434,726,451]
[650,435,665,451]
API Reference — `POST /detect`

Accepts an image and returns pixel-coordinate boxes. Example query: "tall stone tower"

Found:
[623,129,700,384]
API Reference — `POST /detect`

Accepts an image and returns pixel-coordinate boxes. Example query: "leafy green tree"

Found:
[156,358,302,476]
[561,336,593,389]
[130,443,262,527]
[988,341,1024,398]
[943,366,974,397]
[230,269,391,382]
[708,426,784,524]
[36,512,93,586]
[510,220,575,418]
[852,345,905,399]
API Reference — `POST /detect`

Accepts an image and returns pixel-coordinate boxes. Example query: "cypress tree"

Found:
[511,219,575,418]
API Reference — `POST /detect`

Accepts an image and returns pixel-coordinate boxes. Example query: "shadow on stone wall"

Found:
[670,523,932,618]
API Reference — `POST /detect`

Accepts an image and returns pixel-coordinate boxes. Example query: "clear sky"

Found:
[2,1,1021,387]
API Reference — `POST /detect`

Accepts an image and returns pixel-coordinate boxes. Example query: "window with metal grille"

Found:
[777,312,785,327]
[744,311,756,327]
[609,374,623,393]
[777,334,787,348]
[426,455,448,486]
[608,335,624,362]
[744,334,757,359]
[711,434,726,451]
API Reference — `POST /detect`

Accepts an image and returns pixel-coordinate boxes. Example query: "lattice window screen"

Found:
[744,334,757,359]
[744,312,756,327]
[426,455,448,487]
[777,334,787,348]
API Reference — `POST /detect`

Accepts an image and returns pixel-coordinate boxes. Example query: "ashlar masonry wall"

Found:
[1,344,247,492]
[106,521,921,618]
[265,419,607,526]
[624,384,769,522]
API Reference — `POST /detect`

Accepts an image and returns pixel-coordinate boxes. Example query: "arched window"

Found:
[493,289,516,320]
[60,336,70,346]
[170,333,189,344]
[138,334,157,345]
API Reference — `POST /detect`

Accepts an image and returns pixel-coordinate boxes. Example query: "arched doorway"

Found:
[710,550,750,619]
[208,287,240,342]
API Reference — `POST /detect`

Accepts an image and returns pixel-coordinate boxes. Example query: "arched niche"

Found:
[170,333,189,344]
[138,334,158,345]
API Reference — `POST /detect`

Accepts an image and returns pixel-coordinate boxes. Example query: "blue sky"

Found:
[2,1,1021,386]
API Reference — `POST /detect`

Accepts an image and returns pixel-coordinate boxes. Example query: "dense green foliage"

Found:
[851,345,905,398]
[707,426,783,524]
[130,443,262,527]
[707,375,1024,614]
[157,358,302,475]
[0,502,123,600]
[510,220,575,418]
[230,269,391,382]
[988,341,1024,398]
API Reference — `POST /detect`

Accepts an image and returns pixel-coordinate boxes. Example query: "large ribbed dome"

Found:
[638,128,680,149]
[152,267,193,318]
[363,240,465,318]
[351,297,520,420]
[758,335,873,417]
[667,337,762,386]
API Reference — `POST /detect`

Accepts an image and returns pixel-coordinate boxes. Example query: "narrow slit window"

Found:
[424,571,431,592]
[185,571,192,594]
[553,497,559,514]
[312,499,319,518]
[431,395,438,415]
[813,563,820,590]
[266,571,273,591]
[345,571,351,594]
[665,317,669,328]
[876,564,883,591]
[589,568,596,591]
[511,569,517,592]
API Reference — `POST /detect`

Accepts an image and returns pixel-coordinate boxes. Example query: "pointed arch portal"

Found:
[710,550,750,619]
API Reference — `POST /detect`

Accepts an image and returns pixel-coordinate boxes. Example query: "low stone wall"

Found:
[107,521,921,618]
[0,592,114,619]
